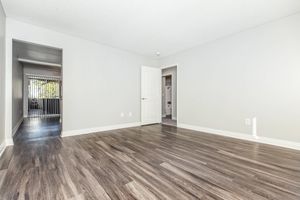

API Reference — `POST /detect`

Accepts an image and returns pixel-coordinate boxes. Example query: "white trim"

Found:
[0,142,6,158]
[5,139,14,146]
[12,117,24,137]
[0,139,14,159]
[172,117,177,120]
[62,122,141,138]
[0,136,14,158]
[141,121,160,126]
[178,123,300,151]
[18,58,62,67]
[5,35,12,148]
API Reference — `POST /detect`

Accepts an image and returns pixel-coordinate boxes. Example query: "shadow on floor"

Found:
[13,117,61,143]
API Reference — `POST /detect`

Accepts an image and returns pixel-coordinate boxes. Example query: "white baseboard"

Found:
[0,142,6,158]
[62,122,141,138]
[5,139,14,146]
[0,138,14,159]
[12,117,24,137]
[178,123,300,151]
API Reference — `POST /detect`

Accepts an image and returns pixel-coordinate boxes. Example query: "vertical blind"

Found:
[28,76,61,118]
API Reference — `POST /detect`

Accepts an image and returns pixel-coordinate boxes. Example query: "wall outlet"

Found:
[245,118,251,126]
[120,112,125,117]
[128,112,132,117]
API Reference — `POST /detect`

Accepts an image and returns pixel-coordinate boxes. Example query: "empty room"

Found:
[0,0,300,200]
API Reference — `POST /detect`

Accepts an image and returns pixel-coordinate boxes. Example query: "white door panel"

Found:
[141,66,161,125]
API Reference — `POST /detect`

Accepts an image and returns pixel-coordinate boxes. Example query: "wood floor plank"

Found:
[0,124,300,199]
[0,147,14,170]
[125,180,159,200]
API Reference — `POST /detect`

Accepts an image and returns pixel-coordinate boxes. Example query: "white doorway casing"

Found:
[161,66,177,120]
[161,65,177,127]
[141,66,161,125]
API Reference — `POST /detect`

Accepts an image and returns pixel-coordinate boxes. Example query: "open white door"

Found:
[141,66,161,125]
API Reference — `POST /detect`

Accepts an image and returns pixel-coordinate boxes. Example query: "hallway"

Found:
[13,117,61,143]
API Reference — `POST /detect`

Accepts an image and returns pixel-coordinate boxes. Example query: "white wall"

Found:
[23,64,61,117]
[12,42,23,130]
[162,66,177,119]
[160,13,300,143]
[0,3,6,145]
[5,12,300,147]
[5,18,157,140]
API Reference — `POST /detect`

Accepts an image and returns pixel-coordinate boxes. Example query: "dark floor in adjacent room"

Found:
[162,115,177,126]
[13,117,61,143]
[1,124,300,199]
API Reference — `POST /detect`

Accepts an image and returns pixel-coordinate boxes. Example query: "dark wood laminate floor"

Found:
[13,117,61,143]
[1,124,300,200]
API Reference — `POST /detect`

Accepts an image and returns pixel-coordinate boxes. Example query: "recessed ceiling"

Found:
[2,0,300,57]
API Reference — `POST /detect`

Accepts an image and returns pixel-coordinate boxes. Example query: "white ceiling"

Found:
[2,0,300,58]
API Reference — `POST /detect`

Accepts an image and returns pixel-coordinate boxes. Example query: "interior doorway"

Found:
[162,66,177,126]
[27,76,61,118]
[12,40,63,143]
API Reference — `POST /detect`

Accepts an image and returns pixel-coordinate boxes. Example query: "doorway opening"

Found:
[12,40,63,143]
[162,66,177,126]
[27,76,61,118]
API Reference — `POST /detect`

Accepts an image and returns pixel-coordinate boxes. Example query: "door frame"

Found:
[140,64,179,125]
[7,39,63,144]
[161,64,178,123]
[23,73,62,118]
